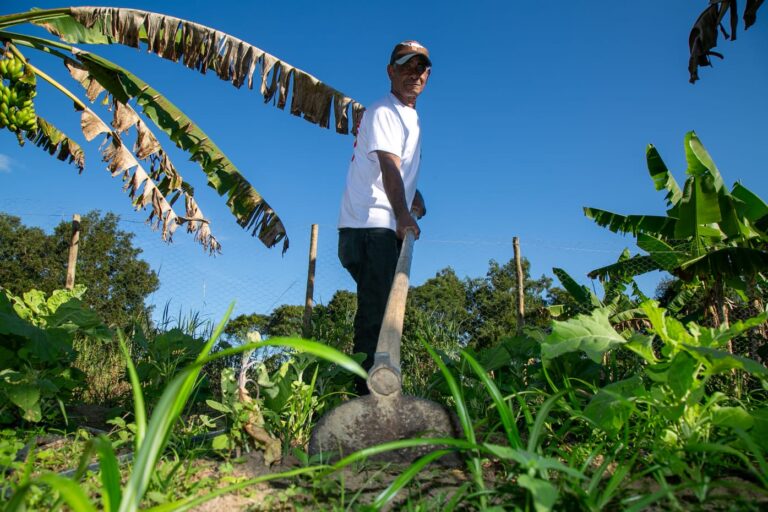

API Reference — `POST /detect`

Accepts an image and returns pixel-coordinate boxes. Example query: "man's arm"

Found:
[376,150,420,240]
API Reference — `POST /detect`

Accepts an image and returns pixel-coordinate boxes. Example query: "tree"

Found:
[0,210,159,328]
[223,312,270,342]
[311,290,356,354]
[408,267,471,329]
[0,214,55,293]
[466,258,553,350]
[399,269,470,387]
[0,7,365,253]
[266,305,304,338]
[585,131,768,328]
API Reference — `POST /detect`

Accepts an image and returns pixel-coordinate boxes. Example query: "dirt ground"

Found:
[16,430,768,510]
[188,451,470,511]
[186,451,768,511]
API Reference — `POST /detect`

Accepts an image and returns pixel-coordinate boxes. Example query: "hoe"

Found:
[309,226,458,462]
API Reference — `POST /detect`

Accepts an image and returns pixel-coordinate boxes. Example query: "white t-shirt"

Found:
[338,93,421,230]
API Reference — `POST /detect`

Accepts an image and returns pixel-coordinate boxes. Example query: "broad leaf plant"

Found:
[584,131,768,328]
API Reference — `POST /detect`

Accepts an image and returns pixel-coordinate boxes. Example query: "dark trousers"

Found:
[338,228,400,392]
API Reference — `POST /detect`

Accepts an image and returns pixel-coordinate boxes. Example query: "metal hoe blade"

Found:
[308,392,457,463]
[309,223,458,462]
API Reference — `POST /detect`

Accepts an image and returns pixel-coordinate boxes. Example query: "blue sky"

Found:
[1,1,767,321]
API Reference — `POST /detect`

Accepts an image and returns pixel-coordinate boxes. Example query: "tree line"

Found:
[1,210,563,350]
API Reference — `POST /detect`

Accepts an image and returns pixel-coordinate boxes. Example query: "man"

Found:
[337,40,431,394]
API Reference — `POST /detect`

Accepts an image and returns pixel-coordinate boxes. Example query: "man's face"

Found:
[387,56,431,103]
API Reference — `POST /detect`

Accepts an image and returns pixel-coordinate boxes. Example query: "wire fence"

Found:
[1,198,765,358]
[0,205,611,323]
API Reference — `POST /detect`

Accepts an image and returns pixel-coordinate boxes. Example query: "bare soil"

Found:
[185,452,768,511]
[187,451,470,511]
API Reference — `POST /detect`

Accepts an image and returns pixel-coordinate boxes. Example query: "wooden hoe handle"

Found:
[368,226,417,396]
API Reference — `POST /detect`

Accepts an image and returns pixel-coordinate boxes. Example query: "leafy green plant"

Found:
[276,354,322,449]
[558,443,636,511]
[542,301,768,485]
[4,303,366,511]
[0,285,111,424]
[403,339,588,512]
[207,344,350,464]
[401,308,463,396]
[0,428,26,498]
[550,259,645,324]
[105,416,137,451]
[206,349,281,464]
[133,326,208,407]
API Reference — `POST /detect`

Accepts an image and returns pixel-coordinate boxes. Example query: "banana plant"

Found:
[0,7,365,254]
[584,131,768,327]
[551,250,647,326]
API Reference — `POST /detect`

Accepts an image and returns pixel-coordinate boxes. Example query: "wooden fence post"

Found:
[513,236,525,335]
[65,214,81,290]
[302,224,319,338]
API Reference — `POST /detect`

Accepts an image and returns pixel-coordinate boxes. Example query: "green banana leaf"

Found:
[646,143,681,209]
[587,254,660,281]
[26,116,85,171]
[552,267,601,308]
[732,182,768,232]
[583,207,676,237]
[675,171,722,239]
[680,246,768,278]
[637,233,686,271]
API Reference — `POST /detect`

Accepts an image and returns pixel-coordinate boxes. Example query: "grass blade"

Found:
[45,435,99,511]
[514,391,536,428]
[118,331,146,449]
[462,349,523,448]
[37,473,98,512]
[527,390,567,453]
[4,483,32,512]
[145,466,324,512]
[686,441,768,488]
[423,340,487,507]
[93,437,122,512]
[372,449,452,509]
[67,438,98,483]
[443,482,471,512]
[598,460,632,509]
[622,485,676,512]
[422,342,473,444]
[733,428,768,486]
[118,302,234,512]
[200,337,367,379]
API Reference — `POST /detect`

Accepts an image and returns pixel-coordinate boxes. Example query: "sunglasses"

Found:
[395,59,431,75]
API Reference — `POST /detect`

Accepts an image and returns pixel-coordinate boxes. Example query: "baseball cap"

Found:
[389,40,432,67]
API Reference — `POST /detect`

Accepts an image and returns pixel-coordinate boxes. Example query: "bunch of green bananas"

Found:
[0,53,37,133]
[0,54,24,81]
